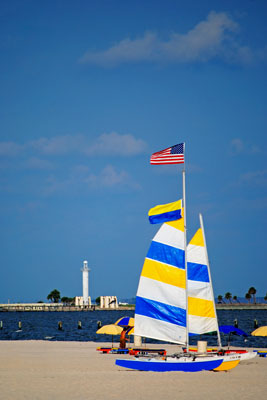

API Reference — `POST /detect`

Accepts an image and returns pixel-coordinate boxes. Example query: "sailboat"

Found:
[115,143,249,372]
[115,208,225,372]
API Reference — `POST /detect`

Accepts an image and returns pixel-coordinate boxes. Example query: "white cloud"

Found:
[79,11,262,67]
[0,141,24,156]
[85,165,128,187]
[85,165,141,189]
[84,132,146,156]
[239,170,267,186]
[29,134,86,155]
[24,157,54,170]
[0,133,146,158]
[229,138,262,156]
[230,138,244,155]
[43,164,140,195]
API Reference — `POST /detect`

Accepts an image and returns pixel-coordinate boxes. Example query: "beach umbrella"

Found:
[96,324,123,346]
[219,325,248,348]
[251,326,267,336]
[114,316,135,327]
[219,325,248,336]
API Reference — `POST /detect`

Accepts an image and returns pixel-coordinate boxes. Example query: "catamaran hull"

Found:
[115,357,223,372]
[213,359,240,371]
[239,351,257,361]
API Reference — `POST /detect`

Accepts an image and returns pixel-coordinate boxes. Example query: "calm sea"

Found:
[0,309,266,348]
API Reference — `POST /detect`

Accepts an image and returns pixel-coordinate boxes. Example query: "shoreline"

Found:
[1,303,266,312]
[216,303,267,310]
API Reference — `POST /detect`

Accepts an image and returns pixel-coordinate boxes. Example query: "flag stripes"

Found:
[150,143,185,165]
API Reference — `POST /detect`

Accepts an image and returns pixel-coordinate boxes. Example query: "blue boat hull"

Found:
[115,358,223,372]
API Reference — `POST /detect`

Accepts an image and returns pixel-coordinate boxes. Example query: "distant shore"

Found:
[1,302,267,312]
[0,303,135,312]
[216,303,267,310]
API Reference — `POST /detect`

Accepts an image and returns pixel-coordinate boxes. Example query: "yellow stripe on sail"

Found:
[141,258,186,289]
[188,297,215,318]
[189,228,204,247]
[166,217,184,232]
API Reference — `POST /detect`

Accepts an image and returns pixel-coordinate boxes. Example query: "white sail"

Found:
[134,217,186,344]
[187,226,218,335]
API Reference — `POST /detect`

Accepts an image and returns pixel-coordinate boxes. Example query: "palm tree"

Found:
[248,287,257,304]
[245,292,251,303]
[233,295,238,303]
[224,292,232,303]
[47,289,61,303]
[217,295,224,304]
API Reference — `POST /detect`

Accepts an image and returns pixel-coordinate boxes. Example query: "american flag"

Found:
[150,143,185,165]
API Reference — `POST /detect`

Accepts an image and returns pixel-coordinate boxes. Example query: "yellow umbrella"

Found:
[96,324,123,346]
[96,324,123,335]
[251,326,267,336]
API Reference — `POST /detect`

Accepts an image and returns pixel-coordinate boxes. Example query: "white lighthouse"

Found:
[82,260,90,306]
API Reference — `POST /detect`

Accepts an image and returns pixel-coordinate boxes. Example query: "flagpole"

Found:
[182,155,189,352]
[199,213,222,348]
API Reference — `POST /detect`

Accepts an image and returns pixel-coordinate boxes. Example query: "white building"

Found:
[100,296,118,309]
[75,296,91,307]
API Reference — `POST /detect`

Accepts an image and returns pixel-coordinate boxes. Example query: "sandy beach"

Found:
[0,341,266,400]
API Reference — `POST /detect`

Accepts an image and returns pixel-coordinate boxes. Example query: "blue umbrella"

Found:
[219,325,248,336]
[219,325,248,348]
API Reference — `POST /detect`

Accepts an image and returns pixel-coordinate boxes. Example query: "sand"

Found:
[0,341,266,400]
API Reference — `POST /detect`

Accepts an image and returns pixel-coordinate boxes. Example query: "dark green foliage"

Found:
[248,287,257,304]
[224,292,232,303]
[47,289,61,303]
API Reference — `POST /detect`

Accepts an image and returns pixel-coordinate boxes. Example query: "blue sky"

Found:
[0,0,266,303]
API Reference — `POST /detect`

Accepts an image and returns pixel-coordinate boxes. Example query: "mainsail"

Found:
[134,216,186,344]
[187,225,218,336]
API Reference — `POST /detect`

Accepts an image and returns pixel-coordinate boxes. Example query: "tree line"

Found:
[45,290,100,305]
[46,289,75,305]
[217,287,267,304]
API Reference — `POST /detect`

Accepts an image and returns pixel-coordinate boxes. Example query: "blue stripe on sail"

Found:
[147,241,185,269]
[149,209,182,224]
[187,262,210,283]
[135,296,186,328]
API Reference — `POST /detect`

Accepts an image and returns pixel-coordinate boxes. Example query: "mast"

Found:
[182,161,189,351]
[199,213,222,348]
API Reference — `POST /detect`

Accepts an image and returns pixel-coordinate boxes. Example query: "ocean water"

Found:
[0,309,266,348]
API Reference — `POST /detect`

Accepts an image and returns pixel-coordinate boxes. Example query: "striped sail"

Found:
[134,217,186,344]
[187,228,217,335]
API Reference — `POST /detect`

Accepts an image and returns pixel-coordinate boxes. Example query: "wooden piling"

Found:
[58,321,63,330]
[78,321,82,329]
